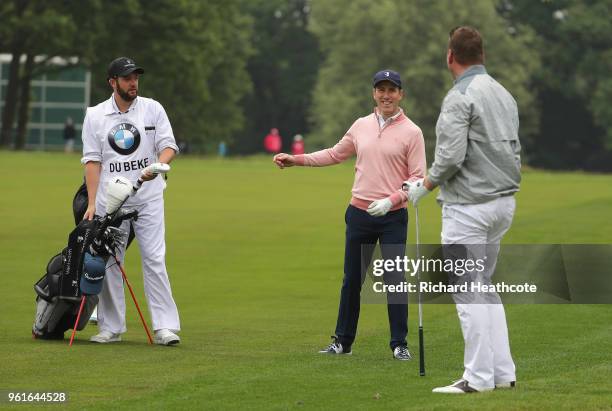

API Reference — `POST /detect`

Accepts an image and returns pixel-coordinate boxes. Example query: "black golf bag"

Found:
[32,183,136,340]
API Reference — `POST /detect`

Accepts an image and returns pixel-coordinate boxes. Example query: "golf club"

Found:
[108,163,171,214]
[415,206,425,376]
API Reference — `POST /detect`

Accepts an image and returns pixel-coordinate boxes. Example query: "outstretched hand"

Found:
[273,153,296,169]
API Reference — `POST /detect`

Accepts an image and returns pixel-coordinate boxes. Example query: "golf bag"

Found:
[32,183,136,340]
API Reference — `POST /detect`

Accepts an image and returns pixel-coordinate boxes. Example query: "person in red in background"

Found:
[263,128,282,153]
[291,134,304,155]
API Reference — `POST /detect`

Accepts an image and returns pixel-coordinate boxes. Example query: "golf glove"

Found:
[367,197,393,217]
[406,178,430,207]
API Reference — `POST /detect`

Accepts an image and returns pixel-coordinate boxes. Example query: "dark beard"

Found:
[117,84,137,101]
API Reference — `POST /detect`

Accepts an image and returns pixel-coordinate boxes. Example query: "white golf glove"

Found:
[367,197,393,217]
[405,178,430,207]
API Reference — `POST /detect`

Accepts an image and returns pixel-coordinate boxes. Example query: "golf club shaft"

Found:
[114,255,154,344]
[133,177,144,192]
[69,295,87,347]
[116,168,167,212]
[419,326,425,376]
[415,207,425,376]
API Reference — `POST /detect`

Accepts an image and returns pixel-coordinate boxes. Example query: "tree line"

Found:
[1,0,610,171]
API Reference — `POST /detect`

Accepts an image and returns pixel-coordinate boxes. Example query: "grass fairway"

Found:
[1,151,611,410]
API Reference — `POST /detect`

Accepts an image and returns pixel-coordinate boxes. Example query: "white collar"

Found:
[105,94,138,115]
[376,108,402,128]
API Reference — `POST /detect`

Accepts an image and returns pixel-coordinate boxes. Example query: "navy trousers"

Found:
[335,205,408,350]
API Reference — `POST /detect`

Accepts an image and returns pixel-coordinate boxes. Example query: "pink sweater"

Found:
[295,110,426,211]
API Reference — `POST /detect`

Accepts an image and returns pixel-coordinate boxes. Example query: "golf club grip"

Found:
[133,178,144,191]
[419,326,425,376]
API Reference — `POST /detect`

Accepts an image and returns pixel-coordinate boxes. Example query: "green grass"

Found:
[0,151,611,410]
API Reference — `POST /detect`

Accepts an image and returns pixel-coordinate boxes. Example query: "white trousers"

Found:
[96,197,180,334]
[441,196,516,390]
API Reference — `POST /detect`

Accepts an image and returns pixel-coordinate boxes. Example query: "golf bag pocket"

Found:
[33,248,97,339]
[32,245,98,339]
[34,252,64,302]
[33,294,98,339]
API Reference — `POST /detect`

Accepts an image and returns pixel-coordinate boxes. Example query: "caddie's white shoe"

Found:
[432,379,492,394]
[154,329,180,346]
[90,330,121,343]
[495,381,516,389]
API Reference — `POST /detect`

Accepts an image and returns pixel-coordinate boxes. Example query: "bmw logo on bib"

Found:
[108,123,141,155]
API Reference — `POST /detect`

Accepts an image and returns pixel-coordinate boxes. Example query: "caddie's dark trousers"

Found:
[335,205,408,351]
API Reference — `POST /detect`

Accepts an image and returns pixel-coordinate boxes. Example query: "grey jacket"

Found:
[428,65,521,204]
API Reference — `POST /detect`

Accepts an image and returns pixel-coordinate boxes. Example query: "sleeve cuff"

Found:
[427,173,441,187]
[81,154,102,165]
[388,191,406,207]
[158,143,179,154]
[294,155,306,166]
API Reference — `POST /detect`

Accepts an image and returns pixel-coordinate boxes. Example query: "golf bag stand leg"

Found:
[112,254,154,344]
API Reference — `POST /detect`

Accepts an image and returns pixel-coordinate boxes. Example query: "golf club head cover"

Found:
[106,176,133,214]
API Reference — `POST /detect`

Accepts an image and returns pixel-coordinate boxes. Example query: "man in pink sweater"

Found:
[273,70,426,359]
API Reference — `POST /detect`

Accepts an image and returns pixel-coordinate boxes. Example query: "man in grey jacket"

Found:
[406,26,521,393]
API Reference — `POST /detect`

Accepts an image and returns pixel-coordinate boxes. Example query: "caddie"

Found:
[81,56,181,345]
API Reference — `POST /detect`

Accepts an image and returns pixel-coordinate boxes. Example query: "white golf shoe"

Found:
[90,330,121,343]
[154,329,180,346]
[432,379,492,394]
[392,346,412,360]
[318,336,352,355]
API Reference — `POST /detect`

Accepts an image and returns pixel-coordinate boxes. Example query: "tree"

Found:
[0,0,28,147]
[15,53,34,149]
[231,0,321,154]
[87,0,253,152]
[1,0,253,152]
[308,0,540,161]
[503,0,612,170]
[0,0,102,148]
